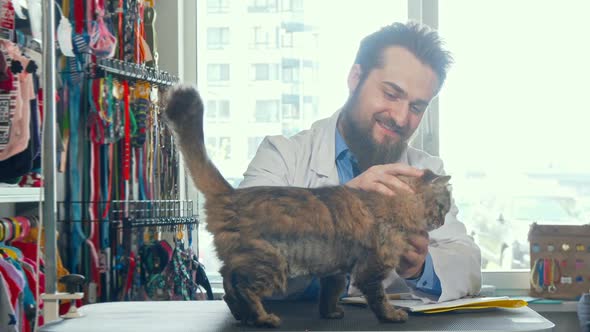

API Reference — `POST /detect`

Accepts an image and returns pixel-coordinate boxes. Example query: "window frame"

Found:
[248,0,278,13]
[207,0,230,14]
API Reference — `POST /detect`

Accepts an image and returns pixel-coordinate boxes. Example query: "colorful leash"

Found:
[122,80,131,181]
[87,78,104,299]
[143,1,157,67]
[132,82,150,147]
[530,258,561,293]
[74,0,84,34]
[90,0,117,59]
[67,0,86,275]
[67,80,84,273]
[117,0,124,60]
[124,0,136,63]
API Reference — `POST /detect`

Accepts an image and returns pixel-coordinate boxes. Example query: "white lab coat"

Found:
[239,110,482,302]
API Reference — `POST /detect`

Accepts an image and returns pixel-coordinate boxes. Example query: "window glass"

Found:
[439,0,590,270]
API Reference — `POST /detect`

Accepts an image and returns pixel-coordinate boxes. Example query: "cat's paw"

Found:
[378,307,408,323]
[320,306,344,319]
[320,306,345,319]
[254,313,282,328]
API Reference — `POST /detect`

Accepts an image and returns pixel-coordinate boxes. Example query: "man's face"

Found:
[341,46,439,169]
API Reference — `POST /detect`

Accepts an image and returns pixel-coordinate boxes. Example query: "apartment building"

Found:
[197,0,320,182]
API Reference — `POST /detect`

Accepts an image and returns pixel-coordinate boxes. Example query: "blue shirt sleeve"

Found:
[404,253,441,297]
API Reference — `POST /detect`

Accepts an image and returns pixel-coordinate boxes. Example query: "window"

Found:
[281,102,300,120]
[282,66,299,83]
[248,0,277,12]
[207,64,230,83]
[282,31,294,48]
[303,97,318,119]
[438,1,590,276]
[206,136,232,160]
[196,1,408,282]
[280,0,303,12]
[254,100,280,122]
[207,27,230,49]
[251,26,279,49]
[251,63,279,81]
[207,0,229,13]
[248,136,264,159]
[206,100,230,122]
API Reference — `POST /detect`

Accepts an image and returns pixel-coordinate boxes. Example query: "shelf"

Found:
[0,187,44,203]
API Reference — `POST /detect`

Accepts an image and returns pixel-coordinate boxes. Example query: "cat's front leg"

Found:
[361,280,408,323]
[353,264,408,323]
[319,274,347,319]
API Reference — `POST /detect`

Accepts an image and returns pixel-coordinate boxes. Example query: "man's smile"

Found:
[376,119,403,139]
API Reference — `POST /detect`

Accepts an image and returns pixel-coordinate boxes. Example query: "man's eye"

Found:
[384,92,398,100]
[411,105,425,114]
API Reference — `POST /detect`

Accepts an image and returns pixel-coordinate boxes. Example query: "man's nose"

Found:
[390,100,410,128]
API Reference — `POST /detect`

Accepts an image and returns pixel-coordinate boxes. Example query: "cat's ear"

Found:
[421,169,451,185]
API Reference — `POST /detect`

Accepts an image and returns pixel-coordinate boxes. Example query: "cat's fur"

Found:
[163,85,452,327]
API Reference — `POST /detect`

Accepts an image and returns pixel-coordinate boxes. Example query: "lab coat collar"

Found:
[309,110,341,177]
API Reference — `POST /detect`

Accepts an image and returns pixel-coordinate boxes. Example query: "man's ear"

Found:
[347,64,362,95]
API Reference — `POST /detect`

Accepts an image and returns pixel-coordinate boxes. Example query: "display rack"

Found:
[40,0,184,322]
[95,58,179,86]
[56,199,198,229]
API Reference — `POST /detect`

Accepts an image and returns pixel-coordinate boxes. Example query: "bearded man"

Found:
[239,21,481,303]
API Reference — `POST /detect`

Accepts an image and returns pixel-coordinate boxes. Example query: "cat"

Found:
[163,84,452,328]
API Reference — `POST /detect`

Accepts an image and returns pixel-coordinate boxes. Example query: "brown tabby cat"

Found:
[163,85,452,328]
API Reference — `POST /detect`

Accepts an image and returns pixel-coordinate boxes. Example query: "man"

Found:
[239,21,481,302]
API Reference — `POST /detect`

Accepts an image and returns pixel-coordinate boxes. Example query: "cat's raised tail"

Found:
[163,84,233,198]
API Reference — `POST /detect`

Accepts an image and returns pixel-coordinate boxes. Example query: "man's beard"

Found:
[340,96,408,173]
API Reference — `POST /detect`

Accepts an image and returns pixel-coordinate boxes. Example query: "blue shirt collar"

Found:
[335,128,350,161]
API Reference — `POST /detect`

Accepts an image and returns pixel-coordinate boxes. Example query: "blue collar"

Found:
[335,128,350,161]
[334,128,360,182]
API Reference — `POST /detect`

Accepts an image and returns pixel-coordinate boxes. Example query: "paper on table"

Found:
[341,295,528,314]
[340,293,417,305]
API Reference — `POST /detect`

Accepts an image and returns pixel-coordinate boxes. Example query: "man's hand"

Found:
[397,232,429,279]
[345,163,424,196]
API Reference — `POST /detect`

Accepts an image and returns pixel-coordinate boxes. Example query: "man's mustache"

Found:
[375,115,409,137]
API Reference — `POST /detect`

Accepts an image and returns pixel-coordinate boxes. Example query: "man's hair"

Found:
[354,21,453,88]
